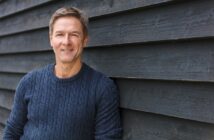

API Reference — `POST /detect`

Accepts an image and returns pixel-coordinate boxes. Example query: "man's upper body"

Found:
[3,7,122,140]
[3,63,122,140]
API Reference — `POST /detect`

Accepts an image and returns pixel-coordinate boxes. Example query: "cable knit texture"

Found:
[3,63,122,140]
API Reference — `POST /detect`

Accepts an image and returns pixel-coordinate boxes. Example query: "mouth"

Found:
[61,48,74,52]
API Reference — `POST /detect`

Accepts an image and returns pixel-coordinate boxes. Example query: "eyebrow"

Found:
[55,30,81,34]
[54,30,81,34]
[70,31,81,35]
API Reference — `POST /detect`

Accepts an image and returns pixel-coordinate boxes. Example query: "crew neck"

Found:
[48,63,86,83]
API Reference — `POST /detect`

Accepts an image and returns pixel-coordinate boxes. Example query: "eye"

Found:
[56,33,63,37]
[72,33,80,37]
[70,32,82,38]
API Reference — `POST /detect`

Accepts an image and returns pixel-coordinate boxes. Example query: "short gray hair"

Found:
[49,7,88,38]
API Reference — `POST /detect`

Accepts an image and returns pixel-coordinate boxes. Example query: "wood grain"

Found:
[118,78,214,124]
[0,89,14,110]
[122,109,214,140]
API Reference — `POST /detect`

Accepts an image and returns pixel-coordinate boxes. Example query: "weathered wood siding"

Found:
[1,0,214,139]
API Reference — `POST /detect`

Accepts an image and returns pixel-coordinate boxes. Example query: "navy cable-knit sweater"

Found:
[3,63,122,140]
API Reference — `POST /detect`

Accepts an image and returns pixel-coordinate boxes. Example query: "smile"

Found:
[61,49,74,52]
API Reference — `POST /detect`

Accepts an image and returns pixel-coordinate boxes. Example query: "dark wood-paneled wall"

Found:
[0,0,214,139]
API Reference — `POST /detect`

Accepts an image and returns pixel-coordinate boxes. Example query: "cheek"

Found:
[51,39,60,48]
[51,41,60,53]
[52,46,58,54]
[50,36,54,47]
[77,42,84,51]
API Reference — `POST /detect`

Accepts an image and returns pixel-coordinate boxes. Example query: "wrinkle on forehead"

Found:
[53,17,83,35]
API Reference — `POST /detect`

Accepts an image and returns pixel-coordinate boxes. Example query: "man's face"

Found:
[50,16,87,65]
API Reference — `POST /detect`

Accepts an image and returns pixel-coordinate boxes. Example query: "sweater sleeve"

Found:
[95,78,122,140]
[3,74,30,140]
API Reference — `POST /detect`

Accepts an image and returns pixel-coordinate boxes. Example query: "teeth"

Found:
[61,49,73,52]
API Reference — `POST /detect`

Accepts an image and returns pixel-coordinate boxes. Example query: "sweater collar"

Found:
[48,62,86,83]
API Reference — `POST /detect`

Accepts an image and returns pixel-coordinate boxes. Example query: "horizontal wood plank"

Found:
[0,89,14,110]
[0,123,5,140]
[83,40,214,82]
[0,0,214,45]
[118,79,214,124]
[0,0,188,39]
[0,52,54,73]
[0,0,52,18]
[88,0,214,47]
[81,0,174,18]
[0,29,50,54]
[2,74,214,124]
[122,109,214,140]
[0,73,24,91]
[0,107,10,125]
[1,39,214,82]
[0,0,174,54]
[0,0,172,19]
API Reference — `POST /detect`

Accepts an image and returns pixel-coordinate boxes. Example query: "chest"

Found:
[27,82,96,126]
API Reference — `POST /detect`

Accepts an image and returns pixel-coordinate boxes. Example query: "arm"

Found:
[3,76,29,140]
[95,79,122,140]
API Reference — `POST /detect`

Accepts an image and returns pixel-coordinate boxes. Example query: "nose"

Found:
[62,34,71,45]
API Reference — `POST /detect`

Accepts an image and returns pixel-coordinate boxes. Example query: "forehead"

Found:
[53,16,83,32]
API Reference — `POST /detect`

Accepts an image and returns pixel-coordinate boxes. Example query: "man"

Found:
[3,7,122,140]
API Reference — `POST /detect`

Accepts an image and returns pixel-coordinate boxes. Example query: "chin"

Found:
[57,55,80,64]
[61,57,74,61]
[61,60,75,64]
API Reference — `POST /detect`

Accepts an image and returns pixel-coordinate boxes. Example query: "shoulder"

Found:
[18,70,36,88]
[18,64,51,89]
[15,70,37,99]
[83,63,118,99]
[84,63,116,88]
[33,64,51,75]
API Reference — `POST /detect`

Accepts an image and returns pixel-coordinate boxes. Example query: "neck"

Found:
[54,60,82,78]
